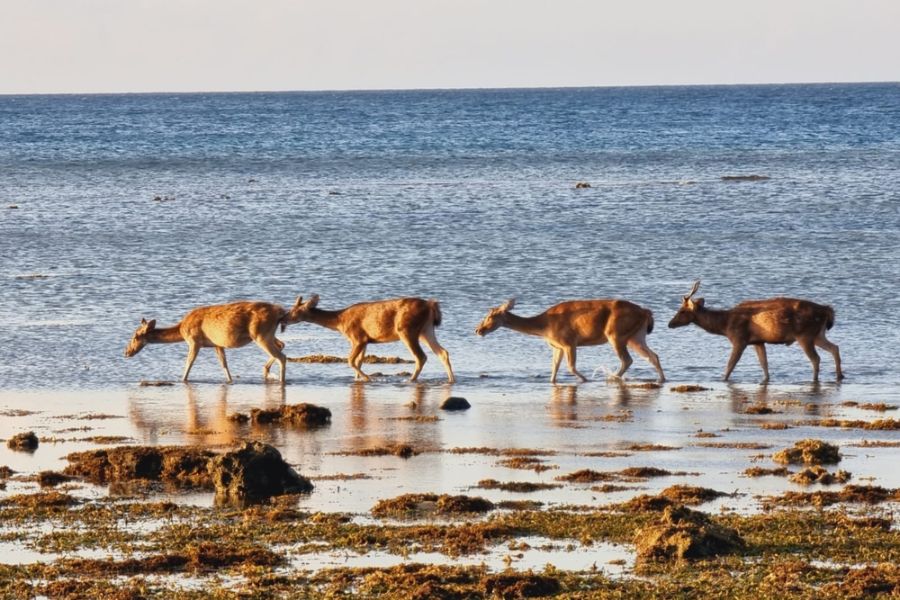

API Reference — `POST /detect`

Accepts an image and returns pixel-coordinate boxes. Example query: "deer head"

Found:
[125,318,156,357]
[284,294,320,325]
[475,298,516,336]
[668,281,704,328]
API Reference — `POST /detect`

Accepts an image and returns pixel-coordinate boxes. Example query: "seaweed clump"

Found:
[476,480,560,493]
[622,486,727,511]
[336,444,419,458]
[482,572,561,597]
[763,485,900,508]
[815,418,900,430]
[820,563,900,598]
[64,445,216,486]
[634,505,745,563]
[788,466,852,485]
[773,439,841,465]
[249,403,332,428]
[37,471,76,488]
[372,493,494,518]
[7,431,39,451]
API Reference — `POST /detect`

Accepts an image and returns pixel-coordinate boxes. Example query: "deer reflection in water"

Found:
[342,382,445,456]
[128,383,286,447]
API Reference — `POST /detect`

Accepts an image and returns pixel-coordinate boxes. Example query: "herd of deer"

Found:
[125,281,844,385]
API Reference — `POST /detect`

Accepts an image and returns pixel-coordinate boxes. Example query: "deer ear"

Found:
[498,298,516,312]
[292,296,303,309]
[140,317,147,325]
[306,295,319,309]
[693,298,705,309]
[146,319,157,330]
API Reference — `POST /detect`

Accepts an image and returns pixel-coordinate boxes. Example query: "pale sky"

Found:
[1,0,898,94]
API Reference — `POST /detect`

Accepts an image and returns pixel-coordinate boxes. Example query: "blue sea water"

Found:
[1,84,899,389]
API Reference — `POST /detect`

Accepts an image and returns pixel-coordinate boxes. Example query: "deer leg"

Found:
[401,334,428,382]
[723,342,747,381]
[263,357,276,380]
[609,338,633,380]
[420,324,455,383]
[753,344,769,384]
[348,343,370,382]
[353,346,366,369]
[263,338,285,379]
[214,346,234,384]
[181,343,200,382]
[798,338,821,382]
[627,338,665,383]
[256,336,287,383]
[549,346,563,384]
[815,334,843,381]
[564,346,588,383]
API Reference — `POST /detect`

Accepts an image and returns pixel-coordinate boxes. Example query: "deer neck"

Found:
[304,308,344,331]
[503,312,549,338]
[693,308,730,337]
[147,324,185,344]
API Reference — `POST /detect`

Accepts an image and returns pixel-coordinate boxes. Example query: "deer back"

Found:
[183,301,284,348]
[545,299,649,344]
[732,298,833,344]
[341,297,434,342]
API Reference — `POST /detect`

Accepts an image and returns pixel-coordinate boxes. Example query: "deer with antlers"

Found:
[125,301,291,383]
[284,296,455,383]
[668,281,843,383]
[475,298,665,384]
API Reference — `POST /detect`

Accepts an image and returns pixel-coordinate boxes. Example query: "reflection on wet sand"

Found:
[549,385,578,425]
[342,383,444,454]
[128,383,287,447]
[724,382,841,417]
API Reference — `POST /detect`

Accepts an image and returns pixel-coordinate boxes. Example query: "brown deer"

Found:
[474,298,665,384]
[125,301,290,383]
[284,295,455,383]
[667,281,843,382]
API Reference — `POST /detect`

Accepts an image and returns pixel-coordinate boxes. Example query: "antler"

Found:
[685,280,701,300]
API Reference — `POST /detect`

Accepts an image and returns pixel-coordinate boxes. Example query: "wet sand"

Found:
[1,376,898,596]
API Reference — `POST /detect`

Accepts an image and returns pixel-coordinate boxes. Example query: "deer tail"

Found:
[646,309,655,334]
[428,299,443,327]
[825,306,835,330]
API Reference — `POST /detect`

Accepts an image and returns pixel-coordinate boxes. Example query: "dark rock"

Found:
[7,431,39,452]
[440,396,471,411]
[634,505,745,563]
[0,466,15,478]
[574,181,592,189]
[208,441,312,505]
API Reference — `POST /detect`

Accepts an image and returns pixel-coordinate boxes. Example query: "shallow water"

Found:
[1,84,899,388]
[1,381,897,516]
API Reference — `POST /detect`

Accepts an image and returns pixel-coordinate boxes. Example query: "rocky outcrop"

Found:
[208,441,312,505]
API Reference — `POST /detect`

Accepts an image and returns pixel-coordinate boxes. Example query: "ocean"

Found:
[1,84,899,389]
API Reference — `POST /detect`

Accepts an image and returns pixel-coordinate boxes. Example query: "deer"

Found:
[124,301,291,383]
[667,281,844,383]
[474,298,665,384]
[284,295,455,383]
